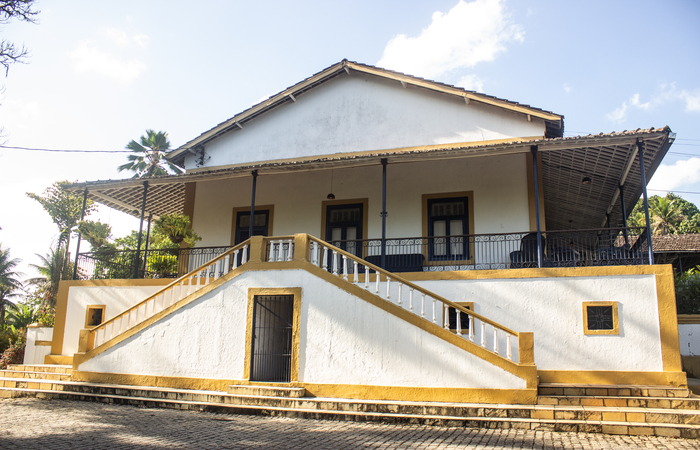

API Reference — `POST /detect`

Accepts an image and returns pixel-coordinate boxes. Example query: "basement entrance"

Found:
[250,295,294,382]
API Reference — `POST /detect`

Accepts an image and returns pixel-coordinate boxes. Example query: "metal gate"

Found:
[250,295,294,382]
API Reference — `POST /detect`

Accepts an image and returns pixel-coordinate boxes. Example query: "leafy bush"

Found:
[675,271,700,314]
[0,340,26,369]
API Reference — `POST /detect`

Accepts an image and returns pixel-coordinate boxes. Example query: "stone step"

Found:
[0,369,71,381]
[1,384,698,439]
[537,395,700,410]
[538,383,690,398]
[227,384,306,398]
[7,364,72,374]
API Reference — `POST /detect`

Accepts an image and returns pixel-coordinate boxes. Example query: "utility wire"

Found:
[0,145,132,153]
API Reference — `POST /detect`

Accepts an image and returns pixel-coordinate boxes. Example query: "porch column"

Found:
[134,181,149,279]
[249,170,258,239]
[142,213,153,273]
[637,139,654,265]
[72,187,88,280]
[381,158,388,269]
[530,146,543,268]
[619,183,629,245]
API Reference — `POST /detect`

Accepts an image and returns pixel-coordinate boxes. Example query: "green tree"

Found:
[629,193,699,235]
[0,244,23,330]
[118,130,184,178]
[26,247,70,308]
[0,0,39,75]
[4,302,36,329]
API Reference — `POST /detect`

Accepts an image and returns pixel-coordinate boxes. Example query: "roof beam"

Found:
[89,190,160,220]
[602,143,639,226]
[289,93,297,102]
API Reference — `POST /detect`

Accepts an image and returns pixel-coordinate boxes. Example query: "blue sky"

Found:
[1,0,699,278]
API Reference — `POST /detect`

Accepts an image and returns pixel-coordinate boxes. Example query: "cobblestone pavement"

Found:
[1,398,698,449]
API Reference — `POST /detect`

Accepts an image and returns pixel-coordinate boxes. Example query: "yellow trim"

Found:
[582,301,619,335]
[526,152,546,231]
[52,278,172,356]
[655,265,683,372]
[244,288,302,382]
[230,205,275,246]
[678,314,700,324]
[84,305,106,328]
[34,340,52,346]
[538,370,688,387]
[320,198,369,246]
[421,192,476,266]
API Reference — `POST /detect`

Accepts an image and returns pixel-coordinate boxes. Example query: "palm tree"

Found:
[118,130,184,178]
[650,197,685,235]
[5,303,38,330]
[26,247,69,308]
[0,245,23,329]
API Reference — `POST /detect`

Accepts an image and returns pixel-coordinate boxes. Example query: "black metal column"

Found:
[531,146,543,268]
[381,158,388,269]
[638,140,654,265]
[619,183,629,245]
[249,170,258,239]
[142,213,153,273]
[134,181,149,279]
[72,188,89,280]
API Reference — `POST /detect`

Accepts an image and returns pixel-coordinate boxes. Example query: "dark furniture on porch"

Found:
[365,254,425,273]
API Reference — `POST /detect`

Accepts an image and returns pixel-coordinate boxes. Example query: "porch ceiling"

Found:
[66,128,674,230]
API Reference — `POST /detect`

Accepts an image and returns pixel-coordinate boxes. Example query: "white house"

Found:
[46,60,683,404]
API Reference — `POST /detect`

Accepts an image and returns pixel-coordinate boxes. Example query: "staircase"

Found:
[1,365,698,438]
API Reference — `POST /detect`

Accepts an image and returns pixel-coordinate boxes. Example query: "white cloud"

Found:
[679,89,700,112]
[68,39,147,84]
[629,93,651,111]
[648,157,700,192]
[103,28,130,47]
[606,102,628,123]
[377,0,523,79]
[455,74,484,92]
[132,33,150,48]
[563,83,571,94]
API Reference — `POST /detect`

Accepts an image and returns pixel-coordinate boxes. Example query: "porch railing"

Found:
[327,226,649,272]
[76,246,231,280]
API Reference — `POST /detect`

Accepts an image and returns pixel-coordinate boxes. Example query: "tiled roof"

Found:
[653,234,700,252]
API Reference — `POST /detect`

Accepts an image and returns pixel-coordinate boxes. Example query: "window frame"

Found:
[422,192,475,266]
[582,301,619,335]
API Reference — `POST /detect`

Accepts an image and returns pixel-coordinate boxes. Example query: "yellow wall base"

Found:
[71,370,538,404]
[538,370,688,388]
[44,355,73,365]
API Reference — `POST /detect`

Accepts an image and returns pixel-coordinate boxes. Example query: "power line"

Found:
[0,145,132,153]
[648,189,700,195]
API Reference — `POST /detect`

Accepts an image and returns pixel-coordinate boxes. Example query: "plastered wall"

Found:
[184,74,545,169]
[679,323,700,356]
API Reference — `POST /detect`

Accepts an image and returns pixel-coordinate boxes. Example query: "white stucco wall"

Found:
[24,326,53,365]
[679,323,700,356]
[62,285,165,356]
[77,269,525,389]
[191,154,531,248]
[184,74,545,170]
[415,274,664,372]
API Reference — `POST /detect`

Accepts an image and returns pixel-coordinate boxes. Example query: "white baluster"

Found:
[456,309,462,335]
[224,255,230,274]
[269,240,276,261]
[397,283,402,305]
[188,276,194,296]
[481,321,486,347]
[135,307,139,325]
[205,268,210,285]
[108,322,114,340]
[316,242,322,267]
[386,277,391,299]
[432,298,436,323]
[421,293,426,317]
[375,271,380,294]
[277,241,284,262]
[409,288,414,311]
[242,245,248,264]
[353,261,359,283]
[468,316,474,342]
[332,251,339,275]
[214,261,220,280]
[232,250,239,269]
[364,266,369,289]
[287,240,294,261]
[444,304,450,329]
[309,241,318,266]
[322,247,329,270]
[494,328,499,355]
[507,335,512,360]
[342,255,348,280]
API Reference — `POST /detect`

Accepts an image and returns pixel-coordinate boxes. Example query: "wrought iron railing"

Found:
[328,227,649,272]
[77,246,231,280]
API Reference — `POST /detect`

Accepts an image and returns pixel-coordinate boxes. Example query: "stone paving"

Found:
[1,398,698,449]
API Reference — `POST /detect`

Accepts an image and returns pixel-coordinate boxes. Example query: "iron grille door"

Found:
[250,295,294,382]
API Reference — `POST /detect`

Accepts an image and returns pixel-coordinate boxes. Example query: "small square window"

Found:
[582,302,619,335]
[85,305,106,328]
[446,302,474,334]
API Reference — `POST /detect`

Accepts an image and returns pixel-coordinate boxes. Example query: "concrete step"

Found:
[538,383,691,399]
[0,378,699,438]
[7,364,72,374]
[537,395,700,410]
[0,369,71,381]
[227,384,306,398]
